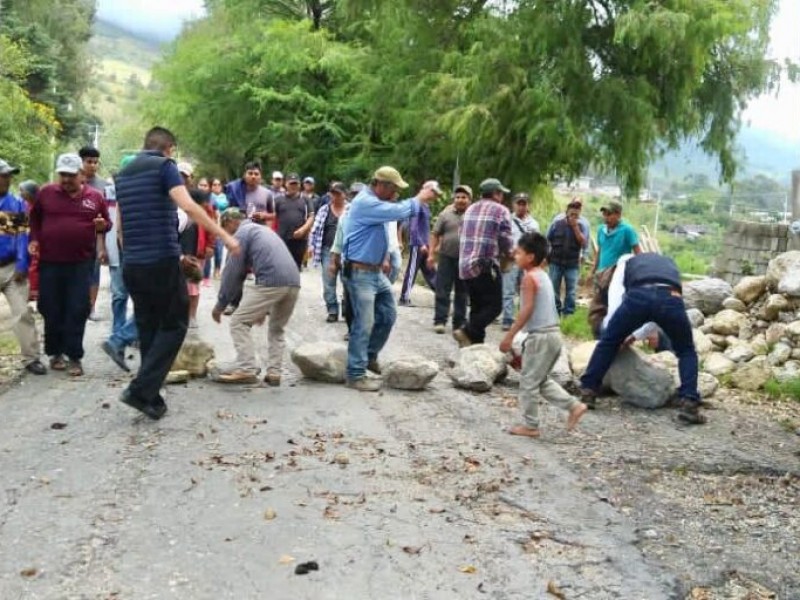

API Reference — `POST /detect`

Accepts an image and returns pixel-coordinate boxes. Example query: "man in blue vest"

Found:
[546,200,587,316]
[579,253,705,425]
[115,127,241,420]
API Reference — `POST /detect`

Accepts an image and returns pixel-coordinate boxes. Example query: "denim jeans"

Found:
[501,265,522,326]
[108,265,138,350]
[464,264,502,344]
[548,263,579,315]
[124,259,189,404]
[581,286,699,402]
[343,269,396,380]
[434,254,467,328]
[37,260,94,360]
[214,238,224,272]
[320,247,340,316]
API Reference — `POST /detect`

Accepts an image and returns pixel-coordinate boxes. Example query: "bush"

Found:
[560,306,594,341]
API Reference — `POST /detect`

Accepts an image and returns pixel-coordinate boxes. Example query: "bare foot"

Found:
[566,403,588,431]
[508,425,540,438]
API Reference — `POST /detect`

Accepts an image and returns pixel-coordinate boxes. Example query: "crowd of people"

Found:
[0,124,706,432]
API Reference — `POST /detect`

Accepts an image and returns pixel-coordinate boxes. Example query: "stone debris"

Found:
[290,342,347,383]
[383,356,439,390]
[448,345,508,392]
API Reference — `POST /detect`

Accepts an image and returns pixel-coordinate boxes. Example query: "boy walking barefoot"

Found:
[499,233,587,437]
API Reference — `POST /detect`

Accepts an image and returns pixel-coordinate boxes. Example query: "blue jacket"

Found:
[224,179,247,210]
[0,192,30,273]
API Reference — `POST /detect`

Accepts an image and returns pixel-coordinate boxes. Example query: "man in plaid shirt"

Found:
[454,178,514,346]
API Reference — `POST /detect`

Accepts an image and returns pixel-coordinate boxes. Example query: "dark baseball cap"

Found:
[513,192,530,203]
[286,172,301,183]
[479,178,510,195]
[600,200,623,214]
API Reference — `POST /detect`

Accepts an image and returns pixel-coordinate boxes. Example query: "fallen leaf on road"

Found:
[50,422,67,430]
[20,568,37,577]
[101,403,110,409]
[294,561,319,575]
[259,485,273,492]
[463,535,475,544]
[546,580,566,599]
[459,565,477,574]
[428,507,446,514]
[323,506,339,520]
[264,508,277,521]
[402,546,422,555]
[279,555,295,564]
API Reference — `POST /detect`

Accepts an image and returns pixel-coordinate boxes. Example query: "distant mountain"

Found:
[90,19,162,68]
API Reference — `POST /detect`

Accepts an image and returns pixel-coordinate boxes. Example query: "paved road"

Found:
[0,268,797,599]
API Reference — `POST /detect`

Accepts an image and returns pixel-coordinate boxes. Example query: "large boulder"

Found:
[703,353,735,377]
[733,276,767,304]
[730,356,771,391]
[449,345,508,392]
[721,297,747,312]
[291,342,347,383]
[384,356,439,390]
[569,341,597,378]
[709,309,746,336]
[683,278,734,315]
[760,294,791,321]
[766,251,800,292]
[171,336,214,377]
[602,348,674,409]
[686,308,705,328]
[693,329,714,356]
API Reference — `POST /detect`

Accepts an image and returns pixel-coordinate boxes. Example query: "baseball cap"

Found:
[177,162,194,177]
[0,159,20,176]
[286,172,300,183]
[19,180,38,197]
[303,176,315,184]
[600,200,623,214]
[453,184,473,198]
[55,153,82,175]
[349,181,365,195]
[567,198,583,209]
[479,178,510,195]
[513,192,530,203]
[373,166,409,189]
[272,171,284,180]
[422,180,444,197]
[330,182,348,195]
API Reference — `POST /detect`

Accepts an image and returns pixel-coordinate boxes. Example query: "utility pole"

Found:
[93,123,100,150]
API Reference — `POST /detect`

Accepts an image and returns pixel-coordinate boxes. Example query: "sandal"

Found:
[49,356,67,371]
[67,360,84,377]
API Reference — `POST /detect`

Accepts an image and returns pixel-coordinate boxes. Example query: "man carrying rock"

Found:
[579,253,705,424]
[211,208,300,386]
[454,178,514,347]
[341,166,437,391]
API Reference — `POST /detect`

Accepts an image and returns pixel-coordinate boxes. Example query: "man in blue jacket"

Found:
[0,159,45,375]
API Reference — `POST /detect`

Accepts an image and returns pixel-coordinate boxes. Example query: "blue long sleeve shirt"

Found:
[0,192,30,273]
[343,187,419,265]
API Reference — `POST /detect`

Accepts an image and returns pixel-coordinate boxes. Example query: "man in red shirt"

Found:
[29,153,111,376]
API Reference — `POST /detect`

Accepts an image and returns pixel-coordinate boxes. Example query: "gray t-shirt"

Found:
[275,193,314,239]
[245,185,271,217]
[433,205,465,258]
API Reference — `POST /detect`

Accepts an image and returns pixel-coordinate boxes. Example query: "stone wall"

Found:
[714,221,790,284]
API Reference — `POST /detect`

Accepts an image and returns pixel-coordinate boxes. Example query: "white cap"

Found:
[303,176,315,184]
[56,153,82,175]
[422,180,443,197]
[272,171,284,180]
[177,162,194,177]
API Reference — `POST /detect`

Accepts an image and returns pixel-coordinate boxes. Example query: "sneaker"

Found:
[579,388,597,410]
[676,399,707,425]
[24,359,47,375]
[433,324,446,334]
[102,340,130,372]
[214,370,259,384]
[326,314,338,323]
[264,373,281,387]
[367,359,382,375]
[346,377,382,392]
[501,324,512,332]
[452,328,472,348]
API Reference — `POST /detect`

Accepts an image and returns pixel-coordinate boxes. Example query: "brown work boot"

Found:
[214,370,259,384]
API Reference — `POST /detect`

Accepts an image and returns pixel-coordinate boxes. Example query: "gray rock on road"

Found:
[683,278,734,315]
[602,347,674,409]
[384,356,439,390]
[290,341,347,383]
[448,344,508,392]
[171,335,215,377]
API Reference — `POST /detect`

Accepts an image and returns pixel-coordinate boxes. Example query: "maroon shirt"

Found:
[30,183,111,263]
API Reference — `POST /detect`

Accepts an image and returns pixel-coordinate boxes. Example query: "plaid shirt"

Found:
[309,202,349,267]
[458,199,513,279]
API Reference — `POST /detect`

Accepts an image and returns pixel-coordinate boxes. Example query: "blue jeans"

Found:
[320,248,340,316]
[109,265,138,350]
[214,238,224,272]
[549,263,579,315]
[581,286,700,402]
[502,265,522,326]
[344,269,397,380]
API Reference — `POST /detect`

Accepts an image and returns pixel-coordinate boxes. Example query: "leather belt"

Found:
[348,261,382,272]
[639,283,681,295]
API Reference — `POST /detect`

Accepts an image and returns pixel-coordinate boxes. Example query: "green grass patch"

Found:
[764,377,800,401]
[0,333,19,356]
[560,306,594,341]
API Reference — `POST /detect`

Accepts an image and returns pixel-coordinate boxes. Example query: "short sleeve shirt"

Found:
[245,186,270,218]
[433,206,465,258]
[597,220,639,271]
[275,193,314,239]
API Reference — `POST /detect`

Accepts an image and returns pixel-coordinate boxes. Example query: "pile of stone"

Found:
[679,250,800,391]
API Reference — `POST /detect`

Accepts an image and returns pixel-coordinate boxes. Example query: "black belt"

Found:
[0,257,16,267]
[638,283,681,295]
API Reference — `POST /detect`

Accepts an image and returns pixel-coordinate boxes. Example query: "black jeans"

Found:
[37,260,94,360]
[124,258,189,404]
[434,255,467,328]
[464,264,502,344]
[282,238,308,271]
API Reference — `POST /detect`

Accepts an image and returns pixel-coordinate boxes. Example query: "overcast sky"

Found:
[97,0,799,141]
